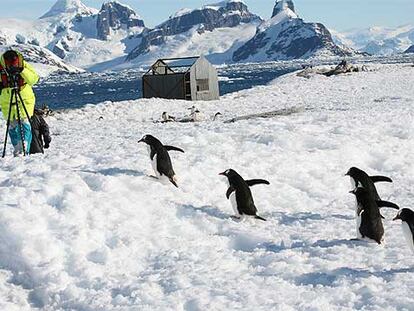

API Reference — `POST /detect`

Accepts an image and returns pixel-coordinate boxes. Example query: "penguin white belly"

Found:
[151,155,160,177]
[401,222,414,253]
[224,179,240,216]
[229,192,240,216]
[147,146,160,177]
[355,201,363,239]
[350,177,357,190]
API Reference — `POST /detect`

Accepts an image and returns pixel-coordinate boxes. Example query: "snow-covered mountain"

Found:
[0,0,146,71]
[332,24,414,55]
[232,0,354,62]
[405,45,414,53]
[40,0,96,19]
[96,1,145,40]
[125,0,262,66]
[0,44,83,76]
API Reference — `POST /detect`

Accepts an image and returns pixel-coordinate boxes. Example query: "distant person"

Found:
[0,50,39,156]
[30,108,51,154]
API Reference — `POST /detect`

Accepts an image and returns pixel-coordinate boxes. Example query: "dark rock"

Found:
[97,1,145,40]
[405,44,414,53]
[272,0,295,17]
[127,0,261,61]
[233,1,354,62]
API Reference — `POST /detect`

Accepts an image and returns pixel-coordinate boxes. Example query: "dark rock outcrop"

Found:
[233,0,354,62]
[97,1,145,40]
[8,44,82,72]
[404,44,414,53]
[127,0,261,61]
[272,0,295,17]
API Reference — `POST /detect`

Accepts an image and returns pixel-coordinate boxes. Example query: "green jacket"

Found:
[0,51,39,121]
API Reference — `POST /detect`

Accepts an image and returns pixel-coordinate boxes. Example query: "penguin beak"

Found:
[138,139,144,143]
[393,215,400,221]
[219,172,226,176]
[349,189,356,194]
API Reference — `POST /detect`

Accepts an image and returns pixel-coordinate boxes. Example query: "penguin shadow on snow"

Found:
[295,266,414,287]
[78,168,145,177]
[176,204,230,221]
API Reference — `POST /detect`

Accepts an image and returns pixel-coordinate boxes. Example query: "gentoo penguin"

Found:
[212,112,222,121]
[138,134,184,187]
[345,167,393,200]
[346,167,395,238]
[349,187,399,244]
[188,106,203,122]
[393,208,414,253]
[161,112,175,123]
[219,169,269,221]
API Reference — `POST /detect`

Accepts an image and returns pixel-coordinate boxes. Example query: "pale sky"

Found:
[2,0,413,31]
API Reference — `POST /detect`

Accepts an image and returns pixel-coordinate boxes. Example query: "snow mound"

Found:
[0,63,413,309]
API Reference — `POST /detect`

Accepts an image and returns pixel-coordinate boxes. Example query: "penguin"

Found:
[212,112,222,121]
[188,106,203,122]
[345,167,393,200]
[393,208,414,253]
[138,134,184,187]
[161,112,175,123]
[349,187,399,244]
[219,169,269,221]
[345,167,396,238]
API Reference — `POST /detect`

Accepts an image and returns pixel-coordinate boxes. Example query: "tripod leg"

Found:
[2,89,15,158]
[17,90,43,154]
[14,90,26,156]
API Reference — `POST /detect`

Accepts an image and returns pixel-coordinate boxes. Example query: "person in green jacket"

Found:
[0,50,39,156]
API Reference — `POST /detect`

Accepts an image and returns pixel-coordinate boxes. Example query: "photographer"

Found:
[0,50,39,156]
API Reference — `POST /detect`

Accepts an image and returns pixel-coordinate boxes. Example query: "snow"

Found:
[118,23,259,70]
[204,0,245,11]
[0,63,414,309]
[40,0,98,19]
[332,24,414,55]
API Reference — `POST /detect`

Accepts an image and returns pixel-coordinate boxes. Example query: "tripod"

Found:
[2,74,43,157]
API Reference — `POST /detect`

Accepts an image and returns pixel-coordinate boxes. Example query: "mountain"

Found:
[0,44,83,76]
[405,45,414,53]
[40,0,96,19]
[0,0,145,71]
[333,25,414,55]
[232,0,354,62]
[97,1,145,40]
[125,0,262,65]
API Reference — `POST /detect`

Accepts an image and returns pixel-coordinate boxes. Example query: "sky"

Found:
[1,0,413,31]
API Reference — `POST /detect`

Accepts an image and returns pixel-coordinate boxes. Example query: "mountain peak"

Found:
[40,0,96,19]
[272,0,295,18]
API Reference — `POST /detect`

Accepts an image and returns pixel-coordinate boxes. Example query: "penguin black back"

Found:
[350,187,384,244]
[138,134,184,187]
[220,169,269,221]
[346,167,392,200]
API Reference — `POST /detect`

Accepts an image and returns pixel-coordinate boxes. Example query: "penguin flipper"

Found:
[377,200,399,210]
[246,179,270,187]
[370,175,393,183]
[226,187,235,199]
[164,145,185,153]
[255,215,267,221]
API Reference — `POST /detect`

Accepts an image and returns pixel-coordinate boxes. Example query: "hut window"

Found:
[196,79,209,92]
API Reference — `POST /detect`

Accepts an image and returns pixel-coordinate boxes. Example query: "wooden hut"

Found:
[142,56,220,101]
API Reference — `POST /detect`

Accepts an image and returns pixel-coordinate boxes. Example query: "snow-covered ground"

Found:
[0,63,413,310]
